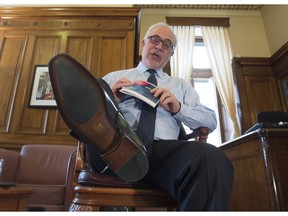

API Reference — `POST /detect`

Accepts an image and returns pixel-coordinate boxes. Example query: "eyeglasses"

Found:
[147,35,174,50]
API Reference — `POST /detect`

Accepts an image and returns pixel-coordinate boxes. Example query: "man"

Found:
[102,22,233,211]
[49,22,233,211]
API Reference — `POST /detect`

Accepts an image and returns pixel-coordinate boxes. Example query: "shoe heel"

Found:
[115,148,149,182]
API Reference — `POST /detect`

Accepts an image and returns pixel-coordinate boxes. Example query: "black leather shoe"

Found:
[48,53,149,182]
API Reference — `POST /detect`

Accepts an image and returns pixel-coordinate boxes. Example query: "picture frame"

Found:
[29,65,57,108]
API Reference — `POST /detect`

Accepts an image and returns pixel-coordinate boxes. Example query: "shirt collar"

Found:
[137,61,165,78]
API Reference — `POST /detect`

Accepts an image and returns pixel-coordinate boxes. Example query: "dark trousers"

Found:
[86,139,234,211]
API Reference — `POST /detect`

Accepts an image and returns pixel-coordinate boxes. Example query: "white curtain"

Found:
[170,26,195,82]
[201,26,241,138]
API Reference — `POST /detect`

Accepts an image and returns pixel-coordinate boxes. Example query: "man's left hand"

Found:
[151,87,180,114]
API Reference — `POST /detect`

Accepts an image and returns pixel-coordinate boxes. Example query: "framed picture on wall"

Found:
[29,65,57,108]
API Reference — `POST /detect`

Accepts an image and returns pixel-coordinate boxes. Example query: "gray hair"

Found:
[144,22,177,48]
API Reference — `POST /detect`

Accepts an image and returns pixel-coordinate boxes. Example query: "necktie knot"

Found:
[147,68,156,74]
[147,69,157,86]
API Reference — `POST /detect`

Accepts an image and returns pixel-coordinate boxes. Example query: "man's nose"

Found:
[154,42,163,50]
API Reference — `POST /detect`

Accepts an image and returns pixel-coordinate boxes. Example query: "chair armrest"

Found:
[64,150,77,211]
[179,126,209,143]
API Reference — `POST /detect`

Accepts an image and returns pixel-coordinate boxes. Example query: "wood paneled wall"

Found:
[0,7,140,150]
[232,42,288,133]
[271,42,288,111]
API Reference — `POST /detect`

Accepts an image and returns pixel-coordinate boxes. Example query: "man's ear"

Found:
[141,39,145,48]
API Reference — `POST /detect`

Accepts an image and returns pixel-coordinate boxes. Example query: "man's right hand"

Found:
[111,77,133,102]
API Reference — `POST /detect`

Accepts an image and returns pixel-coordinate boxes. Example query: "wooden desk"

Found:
[0,186,33,211]
[220,129,288,210]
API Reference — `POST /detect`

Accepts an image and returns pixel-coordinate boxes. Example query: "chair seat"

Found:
[70,170,178,211]
[71,185,178,211]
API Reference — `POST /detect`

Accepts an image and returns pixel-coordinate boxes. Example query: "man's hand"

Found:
[151,87,180,114]
[111,77,133,102]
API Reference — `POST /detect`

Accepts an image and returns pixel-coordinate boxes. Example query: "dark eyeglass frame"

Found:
[147,35,175,50]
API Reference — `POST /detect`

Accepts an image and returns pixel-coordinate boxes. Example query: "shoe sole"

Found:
[48,53,148,182]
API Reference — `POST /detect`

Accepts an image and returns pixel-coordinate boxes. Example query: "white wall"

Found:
[139,8,271,57]
[261,5,288,55]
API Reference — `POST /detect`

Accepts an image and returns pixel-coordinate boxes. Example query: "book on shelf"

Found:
[120,80,160,108]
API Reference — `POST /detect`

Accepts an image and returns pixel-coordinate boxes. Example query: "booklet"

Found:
[120,81,160,108]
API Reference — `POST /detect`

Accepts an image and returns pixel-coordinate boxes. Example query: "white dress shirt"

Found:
[103,61,217,140]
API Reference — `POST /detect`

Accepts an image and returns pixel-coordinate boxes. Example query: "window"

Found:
[192,27,222,146]
[167,17,234,145]
[193,43,211,69]
[193,27,210,69]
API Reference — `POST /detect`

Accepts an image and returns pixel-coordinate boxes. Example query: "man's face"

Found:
[141,26,175,70]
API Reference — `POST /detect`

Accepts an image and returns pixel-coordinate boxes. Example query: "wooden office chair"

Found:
[69,127,209,211]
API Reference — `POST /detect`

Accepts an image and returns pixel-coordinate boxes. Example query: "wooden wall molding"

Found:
[270,42,288,111]
[0,19,135,31]
[233,57,273,76]
[0,7,139,18]
[0,7,139,31]
[270,42,288,79]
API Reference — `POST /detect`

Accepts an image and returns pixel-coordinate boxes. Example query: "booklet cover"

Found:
[120,81,160,108]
